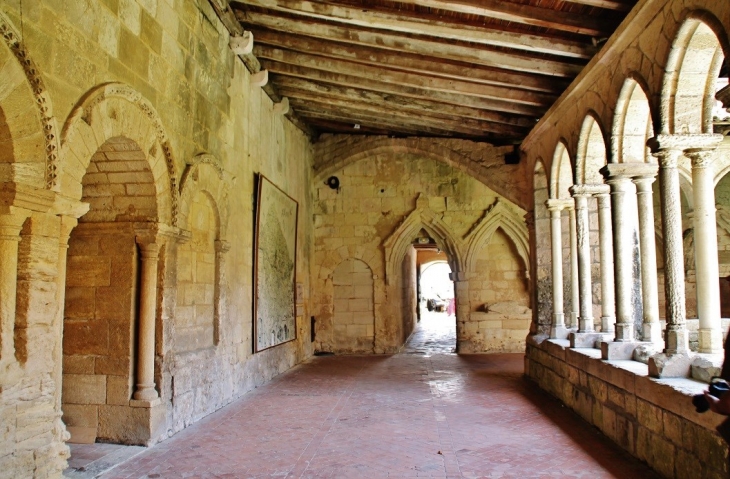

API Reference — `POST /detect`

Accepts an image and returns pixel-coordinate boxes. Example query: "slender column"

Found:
[651,145,689,354]
[133,238,160,401]
[632,167,662,345]
[600,165,638,342]
[595,190,616,333]
[547,200,568,338]
[570,186,595,333]
[687,147,723,353]
[54,216,78,414]
[568,205,580,329]
[0,208,31,365]
[214,239,230,345]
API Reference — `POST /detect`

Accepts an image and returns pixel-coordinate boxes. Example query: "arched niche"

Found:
[576,113,608,183]
[331,258,375,353]
[175,157,230,352]
[662,14,728,135]
[613,76,655,164]
[463,198,529,278]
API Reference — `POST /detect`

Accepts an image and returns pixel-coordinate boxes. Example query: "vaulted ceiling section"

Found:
[220,0,636,144]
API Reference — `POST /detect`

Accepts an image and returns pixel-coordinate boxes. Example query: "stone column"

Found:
[569,185,595,333]
[568,205,580,329]
[687,144,723,354]
[133,238,160,402]
[595,189,616,333]
[631,166,662,346]
[547,200,569,339]
[0,208,31,365]
[214,239,230,345]
[601,165,639,344]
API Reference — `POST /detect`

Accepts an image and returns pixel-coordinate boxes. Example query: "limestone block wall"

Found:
[526,339,728,478]
[311,146,530,354]
[332,259,375,353]
[0,0,314,476]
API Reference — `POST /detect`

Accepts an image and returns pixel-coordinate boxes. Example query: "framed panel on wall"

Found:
[253,174,299,352]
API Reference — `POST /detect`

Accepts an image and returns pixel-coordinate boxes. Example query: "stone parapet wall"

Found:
[525,337,728,478]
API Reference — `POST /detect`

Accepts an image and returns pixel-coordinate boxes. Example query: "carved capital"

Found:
[545,198,572,212]
[215,239,231,253]
[685,149,715,169]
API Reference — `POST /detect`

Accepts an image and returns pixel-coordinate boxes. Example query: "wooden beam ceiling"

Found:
[228,0,636,144]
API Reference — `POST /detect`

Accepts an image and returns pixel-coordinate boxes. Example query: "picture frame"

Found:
[253,174,299,352]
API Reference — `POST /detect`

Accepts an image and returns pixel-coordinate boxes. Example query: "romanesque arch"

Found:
[661,13,728,135]
[331,258,375,354]
[549,140,574,199]
[575,113,607,183]
[58,83,179,226]
[176,155,230,351]
[612,76,655,164]
[0,11,59,189]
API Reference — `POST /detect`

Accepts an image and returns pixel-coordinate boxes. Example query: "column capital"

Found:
[648,134,723,153]
[545,198,573,212]
[570,183,609,197]
[716,83,730,112]
[685,148,716,169]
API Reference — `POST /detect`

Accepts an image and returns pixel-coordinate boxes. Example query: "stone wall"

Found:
[311,144,530,355]
[0,0,314,476]
[526,338,728,478]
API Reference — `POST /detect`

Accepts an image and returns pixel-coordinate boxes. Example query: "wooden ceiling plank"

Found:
[368,0,615,36]
[281,87,529,136]
[273,75,534,127]
[233,1,594,59]
[558,0,632,11]
[244,20,568,93]
[292,104,487,138]
[263,59,545,117]
[237,12,583,77]
[254,44,555,107]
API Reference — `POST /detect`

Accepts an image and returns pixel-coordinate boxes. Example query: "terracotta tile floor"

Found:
[98,312,659,478]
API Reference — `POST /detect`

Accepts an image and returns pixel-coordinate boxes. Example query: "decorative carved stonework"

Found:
[0,12,59,189]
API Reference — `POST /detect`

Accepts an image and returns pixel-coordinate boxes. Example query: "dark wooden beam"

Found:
[232,1,595,59]
[293,105,489,138]
[262,60,546,117]
[273,75,534,127]
[254,44,555,107]
[376,0,619,36]
[236,13,584,77]
[248,26,570,94]
[281,87,529,137]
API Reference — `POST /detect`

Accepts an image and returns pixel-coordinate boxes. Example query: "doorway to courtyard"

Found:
[411,243,456,354]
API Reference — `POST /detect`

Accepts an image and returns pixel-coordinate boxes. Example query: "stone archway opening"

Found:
[62,136,159,446]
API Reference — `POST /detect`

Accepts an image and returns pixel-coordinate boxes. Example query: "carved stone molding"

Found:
[0,12,59,189]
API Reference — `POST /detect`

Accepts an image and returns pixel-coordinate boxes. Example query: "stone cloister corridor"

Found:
[71,313,657,478]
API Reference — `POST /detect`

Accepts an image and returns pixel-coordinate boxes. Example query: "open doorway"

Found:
[409,239,456,353]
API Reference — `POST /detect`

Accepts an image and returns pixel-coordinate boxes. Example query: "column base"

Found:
[550,324,570,340]
[601,341,650,360]
[130,397,162,408]
[570,332,611,348]
[648,352,693,378]
[578,316,595,334]
[642,322,664,347]
[665,326,690,355]
[614,322,635,342]
[601,316,615,333]
[698,328,723,354]
[569,312,579,330]
[133,384,159,402]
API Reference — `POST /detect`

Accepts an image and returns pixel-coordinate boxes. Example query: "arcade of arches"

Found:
[2,0,730,478]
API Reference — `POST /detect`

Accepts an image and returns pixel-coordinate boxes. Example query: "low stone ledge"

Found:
[526,337,729,478]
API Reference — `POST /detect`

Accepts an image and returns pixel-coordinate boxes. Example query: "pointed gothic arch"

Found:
[463,199,529,278]
[575,112,608,184]
[383,194,464,286]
